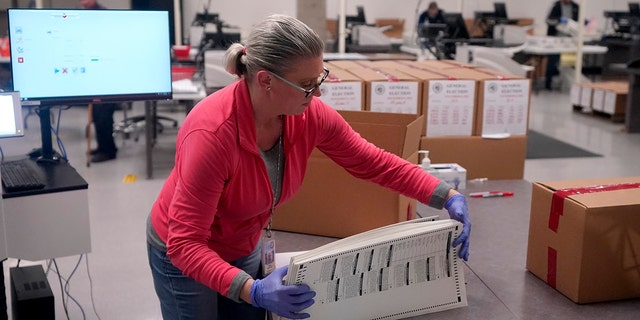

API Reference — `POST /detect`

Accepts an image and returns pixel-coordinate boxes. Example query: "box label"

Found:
[604,91,618,115]
[369,81,419,114]
[592,89,605,111]
[482,80,530,136]
[426,80,475,136]
[570,84,581,105]
[319,82,363,111]
[580,86,592,107]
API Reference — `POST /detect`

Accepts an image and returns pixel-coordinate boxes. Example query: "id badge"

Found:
[261,234,276,277]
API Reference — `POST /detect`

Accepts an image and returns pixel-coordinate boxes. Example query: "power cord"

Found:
[52,106,69,160]
[85,254,103,320]
[46,254,104,320]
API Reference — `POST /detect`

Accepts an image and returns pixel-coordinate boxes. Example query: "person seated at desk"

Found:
[418,1,446,28]
[545,0,579,90]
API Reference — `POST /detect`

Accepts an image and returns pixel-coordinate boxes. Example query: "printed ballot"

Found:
[276,218,467,319]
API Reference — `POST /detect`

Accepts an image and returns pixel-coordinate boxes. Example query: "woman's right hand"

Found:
[250,266,316,319]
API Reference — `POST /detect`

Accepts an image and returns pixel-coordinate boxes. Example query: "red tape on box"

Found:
[547,247,557,287]
[548,182,640,232]
[546,182,640,288]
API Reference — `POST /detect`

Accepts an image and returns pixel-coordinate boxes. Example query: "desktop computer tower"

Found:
[9,265,54,320]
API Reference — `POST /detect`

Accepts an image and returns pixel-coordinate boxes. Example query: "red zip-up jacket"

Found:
[150,79,447,297]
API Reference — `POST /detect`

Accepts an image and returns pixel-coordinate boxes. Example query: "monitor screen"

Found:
[630,3,640,17]
[494,2,508,19]
[443,13,471,39]
[0,91,24,139]
[8,9,173,106]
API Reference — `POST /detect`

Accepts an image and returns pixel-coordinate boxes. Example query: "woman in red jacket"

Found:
[146,14,471,320]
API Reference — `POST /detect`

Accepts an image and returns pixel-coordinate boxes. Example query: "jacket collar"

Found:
[234,78,308,155]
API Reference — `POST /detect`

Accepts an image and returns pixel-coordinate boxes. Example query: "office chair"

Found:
[113,102,178,142]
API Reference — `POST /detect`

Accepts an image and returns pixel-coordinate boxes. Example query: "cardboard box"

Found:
[369,61,477,137]
[570,83,583,107]
[579,83,597,108]
[273,111,424,238]
[319,67,365,111]
[409,67,477,137]
[603,87,628,116]
[420,135,526,180]
[444,68,531,136]
[343,67,421,114]
[526,177,640,303]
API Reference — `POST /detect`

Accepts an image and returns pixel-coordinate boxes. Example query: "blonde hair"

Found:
[224,14,324,80]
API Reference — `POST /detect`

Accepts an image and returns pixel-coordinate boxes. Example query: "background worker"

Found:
[545,0,580,90]
[418,1,446,26]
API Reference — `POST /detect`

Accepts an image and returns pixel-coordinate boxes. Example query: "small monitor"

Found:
[443,13,471,39]
[494,2,508,19]
[356,6,366,23]
[630,3,640,17]
[0,91,24,139]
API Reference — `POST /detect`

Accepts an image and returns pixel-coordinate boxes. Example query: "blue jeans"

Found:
[147,242,266,320]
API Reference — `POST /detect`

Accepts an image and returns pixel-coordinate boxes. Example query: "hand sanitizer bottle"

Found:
[418,150,433,173]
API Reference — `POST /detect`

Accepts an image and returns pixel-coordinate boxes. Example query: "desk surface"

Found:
[1,158,88,199]
[272,179,639,319]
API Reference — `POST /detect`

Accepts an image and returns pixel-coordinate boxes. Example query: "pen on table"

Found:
[469,191,514,198]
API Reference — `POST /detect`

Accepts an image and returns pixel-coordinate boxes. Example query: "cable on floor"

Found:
[85,254,103,320]
[49,256,87,320]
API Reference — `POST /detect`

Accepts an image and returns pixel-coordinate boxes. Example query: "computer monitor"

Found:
[494,2,508,19]
[419,23,447,41]
[8,9,172,161]
[0,91,24,139]
[630,3,640,17]
[345,6,367,27]
[443,13,471,39]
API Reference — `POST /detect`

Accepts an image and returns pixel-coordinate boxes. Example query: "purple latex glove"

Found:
[445,194,471,261]
[250,266,316,319]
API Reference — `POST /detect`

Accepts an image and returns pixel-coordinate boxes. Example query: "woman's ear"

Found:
[255,70,272,91]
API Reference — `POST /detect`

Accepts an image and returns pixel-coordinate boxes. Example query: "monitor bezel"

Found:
[7,8,173,107]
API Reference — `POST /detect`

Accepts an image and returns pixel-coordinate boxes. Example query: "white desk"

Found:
[1,159,90,261]
[523,37,608,93]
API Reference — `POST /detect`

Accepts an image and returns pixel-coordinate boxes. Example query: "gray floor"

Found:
[1,89,639,319]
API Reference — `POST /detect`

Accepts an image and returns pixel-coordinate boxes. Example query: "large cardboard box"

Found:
[445,67,531,136]
[368,61,477,137]
[408,66,477,137]
[420,135,526,180]
[319,67,365,111]
[343,67,421,114]
[526,177,640,303]
[273,111,424,238]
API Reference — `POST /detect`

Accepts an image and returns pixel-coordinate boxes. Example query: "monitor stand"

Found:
[32,106,61,164]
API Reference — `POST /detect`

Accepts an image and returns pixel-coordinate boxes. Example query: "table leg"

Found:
[145,100,154,179]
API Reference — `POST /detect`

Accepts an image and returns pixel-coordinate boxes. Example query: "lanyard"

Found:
[265,134,283,238]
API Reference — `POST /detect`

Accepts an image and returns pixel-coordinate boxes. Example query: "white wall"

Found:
[180,0,632,42]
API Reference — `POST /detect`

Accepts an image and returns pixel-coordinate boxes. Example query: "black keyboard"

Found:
[1,160,46,192]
